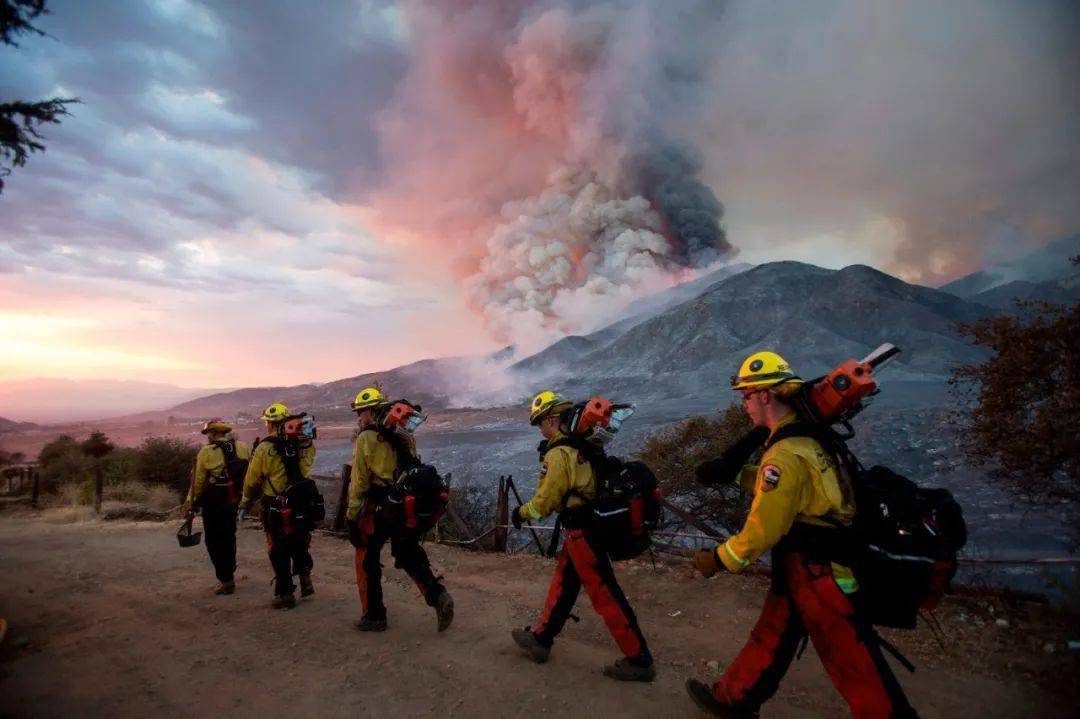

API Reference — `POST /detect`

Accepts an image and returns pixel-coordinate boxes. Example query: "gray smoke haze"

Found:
[373,0,1079,335]
[373,0,736,350]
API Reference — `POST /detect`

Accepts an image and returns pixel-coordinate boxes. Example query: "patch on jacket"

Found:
[760,464,782,492]
[539,463,548,479]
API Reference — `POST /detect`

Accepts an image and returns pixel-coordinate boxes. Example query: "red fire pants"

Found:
[353,507,443,620]
[531,528,651,662]
[713,552,917,718]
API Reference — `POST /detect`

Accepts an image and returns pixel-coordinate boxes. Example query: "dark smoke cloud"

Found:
[624,142,730,266]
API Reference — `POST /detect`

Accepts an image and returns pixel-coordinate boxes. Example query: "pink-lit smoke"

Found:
[372,1,731,351]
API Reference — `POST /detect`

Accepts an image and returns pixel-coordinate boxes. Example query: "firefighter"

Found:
[239,401,316,609]
[346,386,453,633]
[183,418,250,595]
[686,352,917,718]
[509,390,656,682]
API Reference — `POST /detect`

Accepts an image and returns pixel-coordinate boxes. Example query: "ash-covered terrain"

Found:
[173,242,1079,595]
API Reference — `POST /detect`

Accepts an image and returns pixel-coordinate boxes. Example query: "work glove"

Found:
[694,458,728,486]
[347,519,365,549]
[693,547,722,578]
[510,506,524,530]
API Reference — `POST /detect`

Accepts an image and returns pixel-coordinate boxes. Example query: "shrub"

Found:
[951,301,1080,501]
[102,447,139,486]
[131,436,198,494]
[635,404,756,533]
[445,480,495,539]
[37,435,92,492]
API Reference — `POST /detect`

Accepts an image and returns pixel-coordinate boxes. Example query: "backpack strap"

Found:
[362,426,419,477]
[266,437,304,493]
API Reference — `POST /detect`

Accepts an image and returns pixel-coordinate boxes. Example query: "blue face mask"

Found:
[592,405,635,446]
[403,413,427,434]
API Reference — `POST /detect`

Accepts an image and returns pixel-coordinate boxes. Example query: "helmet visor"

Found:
[404,413,427,434]
[608,405,635,432]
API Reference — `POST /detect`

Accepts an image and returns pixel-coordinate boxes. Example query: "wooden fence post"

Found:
[493,476,509,552]
[31,467,40,508]
[333,463,351,531]
[94,464,104,513]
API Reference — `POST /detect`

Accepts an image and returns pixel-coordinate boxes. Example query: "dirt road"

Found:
[0,516,1075,718]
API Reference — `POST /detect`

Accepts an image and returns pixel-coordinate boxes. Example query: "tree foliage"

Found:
[951,301,1080,501]
[80,431,115,459]
[37,434,91,491]
[0,0,77,193]
[0,0,46,45]
[131,436,198,496]
[36,432,196,498]
[635,404,755,532]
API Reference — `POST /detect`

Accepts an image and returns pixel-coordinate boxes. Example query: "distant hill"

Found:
[0,379,219,424]
[167,260,999,420]
[941,235,1080,307]
[0,416,38,434]
[512,261,994,400]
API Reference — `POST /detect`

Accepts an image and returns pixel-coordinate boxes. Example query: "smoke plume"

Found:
[373,1,732,351]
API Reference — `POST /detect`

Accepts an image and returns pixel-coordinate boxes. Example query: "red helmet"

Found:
[382,400,426,434]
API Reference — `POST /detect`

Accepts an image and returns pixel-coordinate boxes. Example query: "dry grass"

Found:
[105,481,180,512]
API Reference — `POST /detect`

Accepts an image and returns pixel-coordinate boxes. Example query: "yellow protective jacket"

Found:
[186,438,251,507]
[718,413,855,578]
[240,438,315,506]
[520,433,596,522]
[346,428,416,521]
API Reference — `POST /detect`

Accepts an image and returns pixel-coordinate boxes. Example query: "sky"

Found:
[0,0,1077,395]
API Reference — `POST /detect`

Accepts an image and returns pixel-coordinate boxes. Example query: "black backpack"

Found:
[546,437,663,561]
[370,428,449,537]
[265,437,325,537]
[847,465,966,628]
[205,439,248,506]
[769,424,967,629]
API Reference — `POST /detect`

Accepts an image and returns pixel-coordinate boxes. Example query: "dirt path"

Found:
[0,516,1075,718]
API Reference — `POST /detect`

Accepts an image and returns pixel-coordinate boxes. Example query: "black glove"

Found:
[348,520,364,549]
[696,427,771,486]
[510,506,524,530]
[695,457,727,486]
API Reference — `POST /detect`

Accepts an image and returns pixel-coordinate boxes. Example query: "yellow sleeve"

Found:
[241,443,265,506]
[300,442,315,478]
[521,449,572,521]
[188,447,210,506]
[347,433,372,521]
[719,451,808,573]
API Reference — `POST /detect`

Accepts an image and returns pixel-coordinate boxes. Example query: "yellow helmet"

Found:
[200,418,232,435]
[352,385,389,412]
[529,390,574,426]
[261,402,290,422]
[731,351,803,391]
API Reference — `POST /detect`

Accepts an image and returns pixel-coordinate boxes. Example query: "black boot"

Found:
[355,614,388,632]
[435,591,454,632]
[685,679,758,718]
[272,594,296,610]
[299,574,315,597]
[603,657,657,683]
[512,627,550,664]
